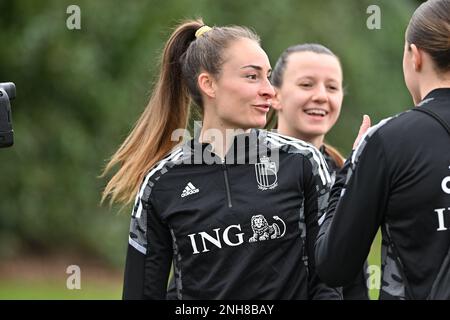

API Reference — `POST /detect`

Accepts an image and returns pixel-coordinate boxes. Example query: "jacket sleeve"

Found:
[302,155,343,300]
[122,189,172,300]
[315,131,387,287]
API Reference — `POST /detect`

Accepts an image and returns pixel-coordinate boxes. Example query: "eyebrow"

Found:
[241,65,272,73]
[296,76,340,83]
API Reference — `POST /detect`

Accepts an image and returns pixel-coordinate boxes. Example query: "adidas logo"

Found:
[181,182,199,198]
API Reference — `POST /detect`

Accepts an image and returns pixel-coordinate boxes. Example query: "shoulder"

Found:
[135,144,187,205]
[262,130,322,158]
[261,130,332,186]
[130,144,187,221]
[351,110,417,164]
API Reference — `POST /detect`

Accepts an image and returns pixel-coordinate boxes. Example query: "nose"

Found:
[259,77,275,100]
[312,84,328,104]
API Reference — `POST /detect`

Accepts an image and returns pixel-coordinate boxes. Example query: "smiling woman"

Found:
[102,19,341,300]
[270,45,343,150]
[267,43,370,299]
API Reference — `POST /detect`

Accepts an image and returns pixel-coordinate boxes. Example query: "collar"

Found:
[185,129,269,164]
[418,87,450,107]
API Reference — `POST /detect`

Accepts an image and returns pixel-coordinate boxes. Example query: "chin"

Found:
[301,126,327,137]
[248,117,267,129]
[233,122,256,130]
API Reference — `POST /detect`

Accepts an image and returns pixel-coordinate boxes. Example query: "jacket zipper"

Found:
[222,161,233,208]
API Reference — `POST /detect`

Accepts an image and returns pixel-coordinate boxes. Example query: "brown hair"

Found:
[101,19,260,205]
[270,43,341,89]
[323,144,345,169]
[406,0,450,73]
[266,43,342,129]
[266,43,345,167]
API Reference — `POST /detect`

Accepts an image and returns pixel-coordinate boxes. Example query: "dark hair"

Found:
[102,18,260,205]
[406,0,450,72]
[271,43,340,88]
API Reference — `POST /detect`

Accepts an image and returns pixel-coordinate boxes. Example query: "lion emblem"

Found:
[249,215,286,242]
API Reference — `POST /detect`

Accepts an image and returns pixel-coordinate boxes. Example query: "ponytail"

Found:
[406,0,450,73]
[323,143,345,169]
[101,19,203,206]
[101,19,260,206]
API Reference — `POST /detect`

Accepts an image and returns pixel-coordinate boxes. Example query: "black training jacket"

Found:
[122,129,341,299]
[320,146,370,300]
[316,88,450,300]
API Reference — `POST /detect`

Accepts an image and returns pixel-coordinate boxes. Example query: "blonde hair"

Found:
[101,19,260,206]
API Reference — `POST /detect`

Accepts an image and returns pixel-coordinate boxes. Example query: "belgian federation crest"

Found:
[254,156,278,190]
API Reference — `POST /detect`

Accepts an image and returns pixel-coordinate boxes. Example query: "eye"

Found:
[299,82,313,88]
[246,74,257,80]
[327,85,339,91]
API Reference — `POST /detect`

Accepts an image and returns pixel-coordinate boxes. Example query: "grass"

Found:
[0,232,382,300]
[367,230,382,300]
[0,279,122,300]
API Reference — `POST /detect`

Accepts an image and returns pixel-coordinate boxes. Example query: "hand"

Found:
[352,115,371,150]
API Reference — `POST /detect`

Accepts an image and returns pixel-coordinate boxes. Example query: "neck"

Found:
[199,115,250,159]
[277,122,324,149]
[417,73,450,104]
[307,136,325,149]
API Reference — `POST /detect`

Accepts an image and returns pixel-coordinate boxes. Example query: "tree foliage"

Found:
[0,0,417,266]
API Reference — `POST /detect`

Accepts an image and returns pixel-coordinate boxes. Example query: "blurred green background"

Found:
[0,0,421,299]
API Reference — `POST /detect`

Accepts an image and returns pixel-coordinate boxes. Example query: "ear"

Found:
[410,44,422,72]
[198,72,216,99]
[271,88,283,111]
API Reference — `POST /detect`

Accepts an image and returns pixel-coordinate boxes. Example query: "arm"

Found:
[302,156,342,300]
[123,192,172,300]
[315,131,387,287]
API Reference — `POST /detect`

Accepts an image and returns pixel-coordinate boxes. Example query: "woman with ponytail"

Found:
[267,43,369,299]
[102,19,341,300]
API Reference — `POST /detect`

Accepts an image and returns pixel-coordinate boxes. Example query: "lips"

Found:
[253,104,271,113]
[303,108,328,117]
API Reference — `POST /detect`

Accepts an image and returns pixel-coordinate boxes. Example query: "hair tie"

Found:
[195,25,212,38]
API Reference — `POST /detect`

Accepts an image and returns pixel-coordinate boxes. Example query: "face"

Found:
[210,38,275,130]
[274,51,343,143]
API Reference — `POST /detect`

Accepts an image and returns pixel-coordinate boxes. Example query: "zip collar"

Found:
[185,129,270,164]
